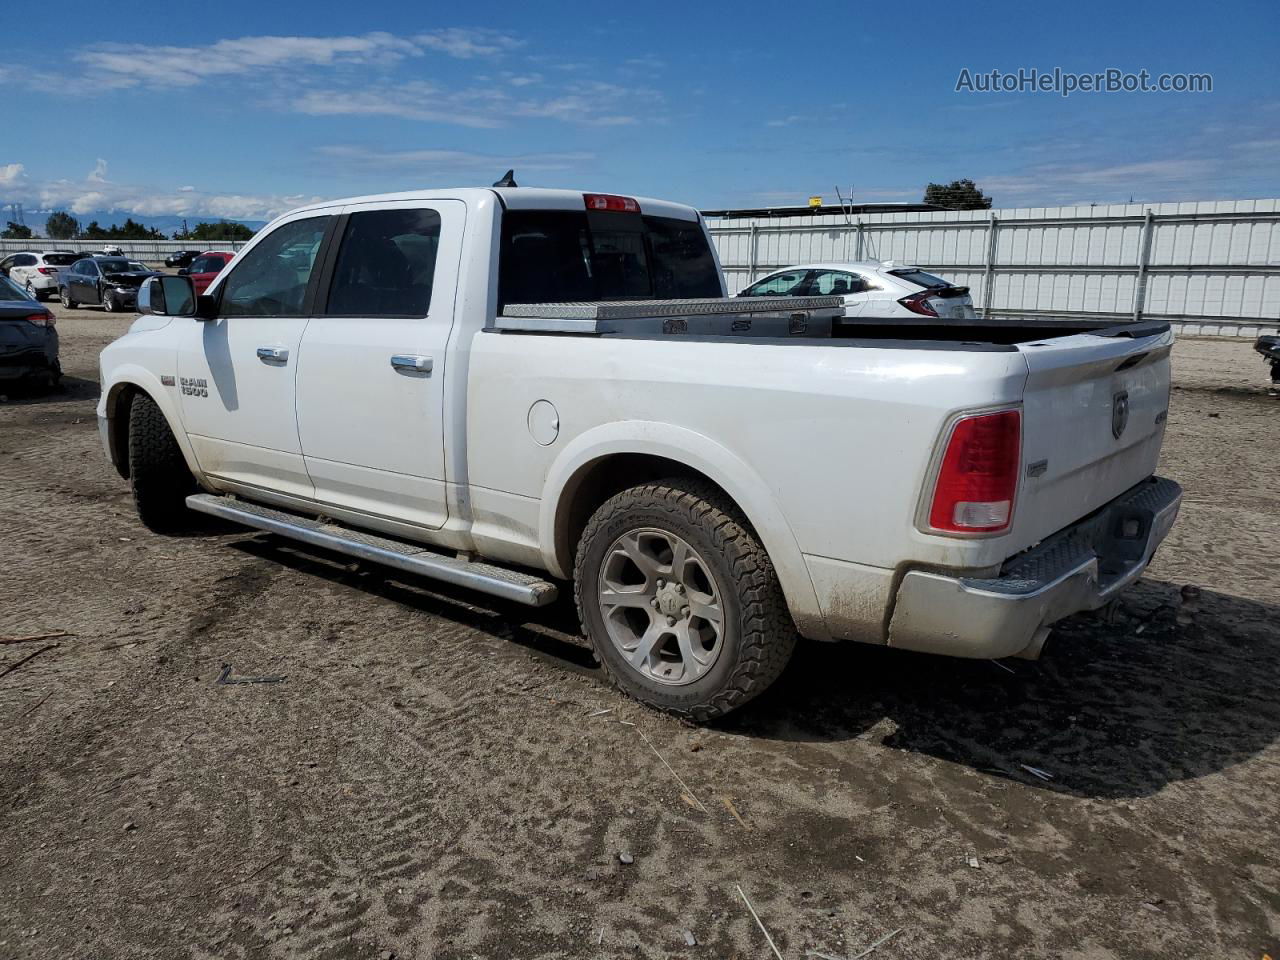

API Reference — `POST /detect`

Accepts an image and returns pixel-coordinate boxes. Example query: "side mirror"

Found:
[177,267,189,275]
[138,275,197,318]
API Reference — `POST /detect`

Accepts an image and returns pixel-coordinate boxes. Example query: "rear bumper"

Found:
[887,476,1182,659]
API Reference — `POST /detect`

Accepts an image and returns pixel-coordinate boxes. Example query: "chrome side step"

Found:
[186,493,559,607]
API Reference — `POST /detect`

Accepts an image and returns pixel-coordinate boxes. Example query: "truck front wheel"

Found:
[574,479,797,721]
[127,392,196,533]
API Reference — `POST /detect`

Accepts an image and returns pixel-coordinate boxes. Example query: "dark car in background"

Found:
[181,251,234,294]
[59,257,161,312]
[0,274,59,388]
[164,249,202,268]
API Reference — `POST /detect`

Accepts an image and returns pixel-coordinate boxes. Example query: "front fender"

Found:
[99,363,205,483]
[538,421,830,641]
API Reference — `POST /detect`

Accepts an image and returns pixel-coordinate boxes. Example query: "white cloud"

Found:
[11,167,318,222]
[292,84,506,129]
[413,28,522,59]
[87,158,108,182]
[316,145,593,178]
[73,30,521,88]
[294,79,651,128]
[0,162,25,186]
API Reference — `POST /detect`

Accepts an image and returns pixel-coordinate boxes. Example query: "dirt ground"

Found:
[2,310,1278,960]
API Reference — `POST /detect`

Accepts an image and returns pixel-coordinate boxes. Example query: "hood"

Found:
[103,271,160,287]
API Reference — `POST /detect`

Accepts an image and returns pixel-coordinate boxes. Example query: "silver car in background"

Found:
[737,260,977,320]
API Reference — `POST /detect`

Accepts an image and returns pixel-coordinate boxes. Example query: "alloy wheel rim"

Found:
[596,527,725,686]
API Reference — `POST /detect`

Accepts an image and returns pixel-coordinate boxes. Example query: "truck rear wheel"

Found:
[574,479,796,721]
[128,392,196,533]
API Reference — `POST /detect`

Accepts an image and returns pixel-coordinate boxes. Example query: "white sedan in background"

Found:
[736,261,977,320]
[0,250,81,301]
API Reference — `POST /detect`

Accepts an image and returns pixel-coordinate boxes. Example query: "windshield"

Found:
[97,259,134,273]
[42,253,79,266]
[0,274,33,301]
[499,210,722,305]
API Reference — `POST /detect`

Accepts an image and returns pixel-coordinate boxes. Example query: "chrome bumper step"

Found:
[186,494,559,607]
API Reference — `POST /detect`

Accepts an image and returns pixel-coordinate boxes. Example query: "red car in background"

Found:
[181,251,234,294]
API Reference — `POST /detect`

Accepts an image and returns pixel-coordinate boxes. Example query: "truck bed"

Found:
[495,298,1170,348]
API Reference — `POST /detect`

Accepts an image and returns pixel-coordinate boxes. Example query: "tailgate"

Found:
[1011,324,1173,547]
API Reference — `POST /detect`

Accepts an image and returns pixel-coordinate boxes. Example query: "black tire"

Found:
[574,478,796,722]
[127,393,196,533]
[60,288,77,309]
[102,289,116,312]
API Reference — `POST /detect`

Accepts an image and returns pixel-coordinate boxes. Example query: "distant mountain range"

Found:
[21,211,267,238]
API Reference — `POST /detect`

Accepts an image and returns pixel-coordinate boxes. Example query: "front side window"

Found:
[326,208,442,317]
[14,254,38,267]
[81,260,100,276]
[219,216,328,318]
[741,270,811,297]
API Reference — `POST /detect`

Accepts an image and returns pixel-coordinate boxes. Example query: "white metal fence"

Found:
[0,238,248,261]
[705,199,1280,335]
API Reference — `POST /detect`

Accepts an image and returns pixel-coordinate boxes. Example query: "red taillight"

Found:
[928,410,1021,533]
[38,267,57,275]
[583,193,641,213]
[898,291,939,317]
[26,312,54,328]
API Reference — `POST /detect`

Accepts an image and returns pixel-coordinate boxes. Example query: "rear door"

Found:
[1012,326,1173,545]
[808,268,869,317]
[175,212,334,499]
[293,199,464,529]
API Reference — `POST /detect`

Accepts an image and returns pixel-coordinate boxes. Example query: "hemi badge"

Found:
[160,375,176,387]
[1026,459,1048,478]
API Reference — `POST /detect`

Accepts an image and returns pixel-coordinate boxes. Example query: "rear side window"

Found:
[220,216,328,318]
[326,208,441,317]
[889,269,950,289]
[499,210,720,305]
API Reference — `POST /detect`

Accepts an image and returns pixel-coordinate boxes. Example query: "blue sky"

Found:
[2,0,1277,222]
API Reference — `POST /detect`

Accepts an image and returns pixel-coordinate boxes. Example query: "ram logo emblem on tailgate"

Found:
[1112,390,1130,439]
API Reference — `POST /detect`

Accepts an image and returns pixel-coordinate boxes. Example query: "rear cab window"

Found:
[498,209,721,306]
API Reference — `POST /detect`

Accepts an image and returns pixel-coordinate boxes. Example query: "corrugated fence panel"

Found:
[706,199,1280,324]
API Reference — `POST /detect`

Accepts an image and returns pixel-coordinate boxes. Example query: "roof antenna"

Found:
[493,169,517,188]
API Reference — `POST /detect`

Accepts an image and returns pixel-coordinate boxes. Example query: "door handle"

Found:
[256,346,289,363]
[390,354,433,374]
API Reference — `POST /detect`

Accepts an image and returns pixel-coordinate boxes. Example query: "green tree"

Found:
[46,211,79,240]
[923,179,993,210]
[1,221,33,239]
[186,220,256,242]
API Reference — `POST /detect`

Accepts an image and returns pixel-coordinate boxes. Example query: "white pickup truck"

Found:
[97,186,1181,719]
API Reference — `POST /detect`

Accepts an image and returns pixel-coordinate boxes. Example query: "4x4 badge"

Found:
[1112,390,1130,439]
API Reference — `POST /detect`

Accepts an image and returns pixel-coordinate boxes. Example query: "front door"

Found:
[76,261,101,303]
[293,200,464,529]
[175,212,334,500]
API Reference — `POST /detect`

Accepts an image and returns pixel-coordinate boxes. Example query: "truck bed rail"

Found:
[497,296,844,333]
